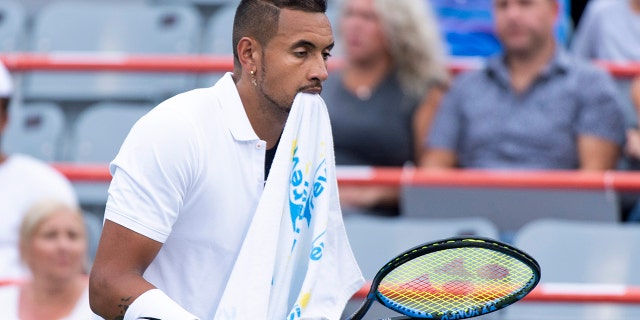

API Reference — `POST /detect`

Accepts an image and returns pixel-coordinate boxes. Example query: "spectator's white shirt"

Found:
[0,154,78,279]
[0,282,91,319]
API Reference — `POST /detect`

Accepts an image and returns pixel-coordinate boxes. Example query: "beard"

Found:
[257,60,293,116]
[255,57,323,116]
[502,30,549,60]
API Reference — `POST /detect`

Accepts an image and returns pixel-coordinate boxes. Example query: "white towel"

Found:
[214,93,364,320]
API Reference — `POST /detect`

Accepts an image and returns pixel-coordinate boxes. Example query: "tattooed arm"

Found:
[89,220,162,319]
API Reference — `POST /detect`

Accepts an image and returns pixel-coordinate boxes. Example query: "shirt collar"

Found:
[486,46,571,85]
[215,72,260,142]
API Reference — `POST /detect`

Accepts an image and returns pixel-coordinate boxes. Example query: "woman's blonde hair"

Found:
[19,199,87,264]
[373,0,449,98]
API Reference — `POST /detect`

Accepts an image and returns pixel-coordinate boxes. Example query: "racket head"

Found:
[369,237,540,319]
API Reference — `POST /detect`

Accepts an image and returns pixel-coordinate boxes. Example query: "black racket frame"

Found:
[348,236,541,320]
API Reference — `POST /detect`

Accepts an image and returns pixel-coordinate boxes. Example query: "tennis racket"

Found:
[348,237,540,320]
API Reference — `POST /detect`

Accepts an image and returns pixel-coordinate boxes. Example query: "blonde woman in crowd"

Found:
[323,0,449,216]
[0,199,91,319]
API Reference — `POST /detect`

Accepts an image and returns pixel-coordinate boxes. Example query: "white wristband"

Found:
[124,289,199,320]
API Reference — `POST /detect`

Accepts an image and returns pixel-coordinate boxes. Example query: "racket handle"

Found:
[347,297,375,320]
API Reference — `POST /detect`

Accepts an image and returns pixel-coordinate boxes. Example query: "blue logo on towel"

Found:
[289,144,327,254]
[309,231,326,261]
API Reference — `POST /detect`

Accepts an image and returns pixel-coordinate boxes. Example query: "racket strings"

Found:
[377,247,535,315]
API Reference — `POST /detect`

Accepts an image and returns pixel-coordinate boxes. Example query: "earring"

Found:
[250,70,257,86]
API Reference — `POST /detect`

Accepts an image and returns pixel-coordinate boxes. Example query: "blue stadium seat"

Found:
[343,215,499,280]
[198,3,236,87]
[69,102,153,163]
[400,184,620,241]
[502,219,640,320]
[325,0,343,57]
[0,0,26,52]
[2,102,66,161]
[200,3,236,56]
[68,102,152,211]
[23,2,202,103]
[342,214,500,319]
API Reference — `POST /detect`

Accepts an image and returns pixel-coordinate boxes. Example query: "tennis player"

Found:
[88,0,352,319]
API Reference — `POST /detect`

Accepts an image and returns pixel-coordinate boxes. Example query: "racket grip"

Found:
[347,297,375,320]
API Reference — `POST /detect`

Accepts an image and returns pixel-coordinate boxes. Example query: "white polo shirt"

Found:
[105,73,266,318]
[0,283,92,319]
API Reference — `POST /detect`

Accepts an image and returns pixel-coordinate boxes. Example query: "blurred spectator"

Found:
[570,0,592,28]
[430,0,571,57]
[571,0,640,220]
[571,0,640,165]
[421,0,626,171]
[323,0,449,216]
[571,0,640,62]
[0,199,91,319]
[0,60,78,279]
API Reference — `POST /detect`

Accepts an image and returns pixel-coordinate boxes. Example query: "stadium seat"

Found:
[0,0,27,53]
[23,2,202,103]
[201,3,236,56]
[3,102,66,161]
[69,102,152,163]
[198,3,236,87]
[342,214,500,319]
[343,215,500,280]
[501,219,640,320]
[400,185,620,241]
[324,1,343,57]
[68,102,152,210]
[0,0,26,52]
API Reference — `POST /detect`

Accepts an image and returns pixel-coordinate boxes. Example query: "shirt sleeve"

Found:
[575,66,626,146]
[26,157,79,207]
[42,165,79,207]
[105,106,200,243]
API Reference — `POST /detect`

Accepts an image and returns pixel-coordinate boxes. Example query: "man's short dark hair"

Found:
[232,0,328,69]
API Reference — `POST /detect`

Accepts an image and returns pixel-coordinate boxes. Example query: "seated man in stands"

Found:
[571,0,640,63]
[0,60,78,279]
[421,0,626,171]
[570,0,640,170]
